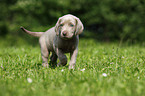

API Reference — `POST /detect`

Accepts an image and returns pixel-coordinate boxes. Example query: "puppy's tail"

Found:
[20,26,44,37]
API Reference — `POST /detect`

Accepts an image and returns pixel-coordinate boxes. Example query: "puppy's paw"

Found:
[42,63,49,68]
[69,66,75,70]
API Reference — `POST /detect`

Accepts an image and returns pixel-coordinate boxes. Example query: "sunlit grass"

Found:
[0,38,145,96]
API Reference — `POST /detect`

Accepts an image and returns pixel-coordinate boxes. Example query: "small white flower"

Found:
[1,66,4,69]
[80,68,85,72]
[137,76,140,79]
[61,69,64,72]
[27,78,32,83]
[110,62,114,64]
[102,73,107,77]
[122,56,125,58]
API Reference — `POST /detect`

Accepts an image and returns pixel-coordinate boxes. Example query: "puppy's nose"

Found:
[62,31,67,36]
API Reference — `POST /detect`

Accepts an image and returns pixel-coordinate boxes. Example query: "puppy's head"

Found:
[55,14,84,39]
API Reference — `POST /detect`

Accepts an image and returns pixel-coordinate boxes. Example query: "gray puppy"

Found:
[21,14,84,69]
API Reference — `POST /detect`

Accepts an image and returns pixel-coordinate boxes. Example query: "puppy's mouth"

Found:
[61,35,74,40]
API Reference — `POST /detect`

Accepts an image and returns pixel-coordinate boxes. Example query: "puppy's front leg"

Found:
[56,48,67,66]
[69,48,78,69]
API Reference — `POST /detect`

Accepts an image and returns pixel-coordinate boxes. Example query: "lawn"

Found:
[0,38,145,96]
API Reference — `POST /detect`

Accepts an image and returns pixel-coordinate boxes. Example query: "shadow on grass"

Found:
[48,62,69,69]
[31,62,69,69]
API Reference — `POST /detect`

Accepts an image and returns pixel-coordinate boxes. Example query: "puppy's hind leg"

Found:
[55,49,67,67]
[50,53,58,63]
[39,37,49,68]
[50,53,58,67]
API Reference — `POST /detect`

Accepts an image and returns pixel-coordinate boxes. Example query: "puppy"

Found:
[21,14,84,69]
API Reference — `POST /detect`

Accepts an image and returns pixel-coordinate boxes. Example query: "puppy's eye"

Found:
[70,24,74,27]
[60,24,63,27]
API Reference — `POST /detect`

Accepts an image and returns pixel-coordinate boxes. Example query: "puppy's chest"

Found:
[58,41,77,53]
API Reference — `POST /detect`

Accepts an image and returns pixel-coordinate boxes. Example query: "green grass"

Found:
[0,38,145,96]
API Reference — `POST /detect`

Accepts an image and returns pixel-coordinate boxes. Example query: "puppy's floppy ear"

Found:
[55,18,61,36]
[75,17,84,35]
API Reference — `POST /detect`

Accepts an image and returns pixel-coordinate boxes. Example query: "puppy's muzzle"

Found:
[62,31,68,36]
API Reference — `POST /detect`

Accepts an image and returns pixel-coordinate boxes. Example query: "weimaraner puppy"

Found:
[20,14,84,69]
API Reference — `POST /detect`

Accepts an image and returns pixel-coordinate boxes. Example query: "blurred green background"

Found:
[0,0,145,46]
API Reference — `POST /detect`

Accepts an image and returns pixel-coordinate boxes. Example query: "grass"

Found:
[0,38,145,96]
